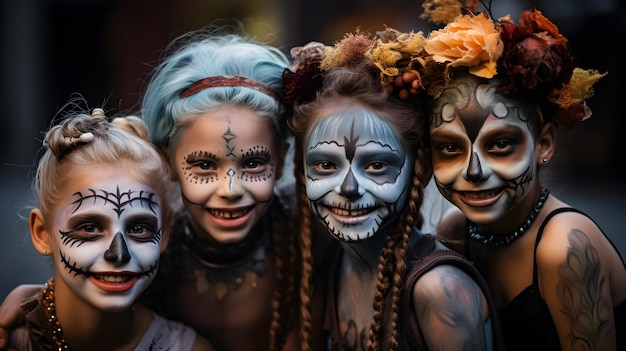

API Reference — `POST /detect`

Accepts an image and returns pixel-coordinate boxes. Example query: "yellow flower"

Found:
[424,12,503,78]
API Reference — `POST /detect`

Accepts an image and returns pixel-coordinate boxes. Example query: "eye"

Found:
[127,222,158,242]
[243,158,269,174]
[488,139,515,156]
[312,161,337,175]
[194,160,216,171]
[438,144,463,157]
[365,161,388,174]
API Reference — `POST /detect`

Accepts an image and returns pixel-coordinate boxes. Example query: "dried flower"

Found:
[424,12,503,79]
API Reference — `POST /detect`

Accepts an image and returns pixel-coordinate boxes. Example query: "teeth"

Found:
[463,190,500,200]
[210,208,249,219]
[330,207,373,217]
[94,274,131,283]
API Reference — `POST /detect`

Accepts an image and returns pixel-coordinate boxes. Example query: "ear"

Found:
[536,122,556,165]
[30,209,51,256]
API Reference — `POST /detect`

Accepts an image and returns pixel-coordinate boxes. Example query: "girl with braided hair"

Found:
[7,100,211,350]
[284,37,503,350]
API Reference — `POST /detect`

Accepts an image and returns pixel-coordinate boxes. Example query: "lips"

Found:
[325,205,378,225]
[209,207,251,219]
[89,273,141,292]
[458,188,504,207]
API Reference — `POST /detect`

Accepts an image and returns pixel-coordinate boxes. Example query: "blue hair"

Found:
[141,29,291,155]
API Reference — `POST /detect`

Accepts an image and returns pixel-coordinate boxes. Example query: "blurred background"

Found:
[1,0,624,298]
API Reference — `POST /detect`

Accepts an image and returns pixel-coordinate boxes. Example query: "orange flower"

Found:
[424,12,503,78]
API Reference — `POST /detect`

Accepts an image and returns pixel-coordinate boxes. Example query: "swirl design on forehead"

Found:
[70,186,160,217]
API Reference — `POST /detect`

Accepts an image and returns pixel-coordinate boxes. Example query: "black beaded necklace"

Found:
[468,187,550,247]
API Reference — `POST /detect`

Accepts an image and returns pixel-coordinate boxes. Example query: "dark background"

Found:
[1,0,624,297]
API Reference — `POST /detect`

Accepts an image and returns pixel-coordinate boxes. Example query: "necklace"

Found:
[41,279,70,350]
[180,214,270,300]
[468,187,550,247]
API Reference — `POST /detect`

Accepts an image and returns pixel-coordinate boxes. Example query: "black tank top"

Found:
[496,207,626,351]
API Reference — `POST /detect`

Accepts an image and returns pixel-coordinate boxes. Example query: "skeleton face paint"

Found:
[305,109,410,242]
[172,105,276,243]
[52,171,163,312]
[429,74,539,224]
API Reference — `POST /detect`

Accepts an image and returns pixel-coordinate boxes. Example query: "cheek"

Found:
[432,158,465,185]
[179,180,219,203]
[56,242,104,266]
[128,242,161,264]
[245,178,275,202]
[488,148,535,181]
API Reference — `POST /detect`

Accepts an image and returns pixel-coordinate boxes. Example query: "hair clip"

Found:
[63,132,94,146]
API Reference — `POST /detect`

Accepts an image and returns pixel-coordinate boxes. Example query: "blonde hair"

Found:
[33,104,172,223]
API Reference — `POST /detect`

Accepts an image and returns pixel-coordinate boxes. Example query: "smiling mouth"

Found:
[209,206,252,219]
[460,188,504,200]
[327,206,377,217]
[92,274,134,283]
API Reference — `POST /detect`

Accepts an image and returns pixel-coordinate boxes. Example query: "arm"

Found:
[536,214,619,351]
[413,264,492,350]
[0,284,41,350]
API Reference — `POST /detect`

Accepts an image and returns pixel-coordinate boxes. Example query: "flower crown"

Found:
[283,0,607,130]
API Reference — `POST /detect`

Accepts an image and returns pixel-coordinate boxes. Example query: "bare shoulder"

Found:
[412,264,490,349]
[412,264,486,314]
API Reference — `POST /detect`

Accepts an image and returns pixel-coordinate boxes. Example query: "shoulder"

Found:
[412,263,485,307]
[141,312,205,351]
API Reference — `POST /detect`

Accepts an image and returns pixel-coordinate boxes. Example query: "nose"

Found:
[216,168,244,198]
[104,232,131,264]
[339,168,361,199]
[465,151,486,183]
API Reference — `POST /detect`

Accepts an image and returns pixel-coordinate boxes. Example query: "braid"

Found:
[268,194,297,351]
[295,137,314,351]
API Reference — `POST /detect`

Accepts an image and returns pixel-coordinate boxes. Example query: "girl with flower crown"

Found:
[283,32,504,350]
[412,1,626,350]
[6,100,211,350]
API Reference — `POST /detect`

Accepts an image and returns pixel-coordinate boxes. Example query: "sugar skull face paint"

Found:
[305,109,410,242]
[429,74,540,224]
[52,172,164,312]
[172,105,277,243]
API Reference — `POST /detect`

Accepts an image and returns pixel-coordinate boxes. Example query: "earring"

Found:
[42,249,48,254]
[543,158,548,163]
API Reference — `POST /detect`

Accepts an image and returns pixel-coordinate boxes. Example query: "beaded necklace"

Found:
[41,279,69,350]
[468,187,550,247]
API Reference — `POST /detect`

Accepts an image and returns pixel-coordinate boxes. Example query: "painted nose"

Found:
[104,232,131,264]
[465,151,486,183]
[217,168,244,198]
[339,168,361,199]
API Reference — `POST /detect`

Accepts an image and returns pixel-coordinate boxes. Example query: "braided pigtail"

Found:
[268,191,298,351]
[294,133,314,351]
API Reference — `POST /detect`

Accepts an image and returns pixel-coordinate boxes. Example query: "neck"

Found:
[52,278,142,349]
[468,187,550,247]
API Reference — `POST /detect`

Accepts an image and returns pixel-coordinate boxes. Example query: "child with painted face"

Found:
[7,105,211,350]
[138,27,300,351]
[413,2,626,350]
[284,36,503,351]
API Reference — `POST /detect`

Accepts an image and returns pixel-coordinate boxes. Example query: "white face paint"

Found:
[172,105,277,243]
[52,168,164,312]
[305,109,411,242]
[429,74,538,224]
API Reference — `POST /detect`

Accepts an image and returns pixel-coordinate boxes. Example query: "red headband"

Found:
[180,75,280,101]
